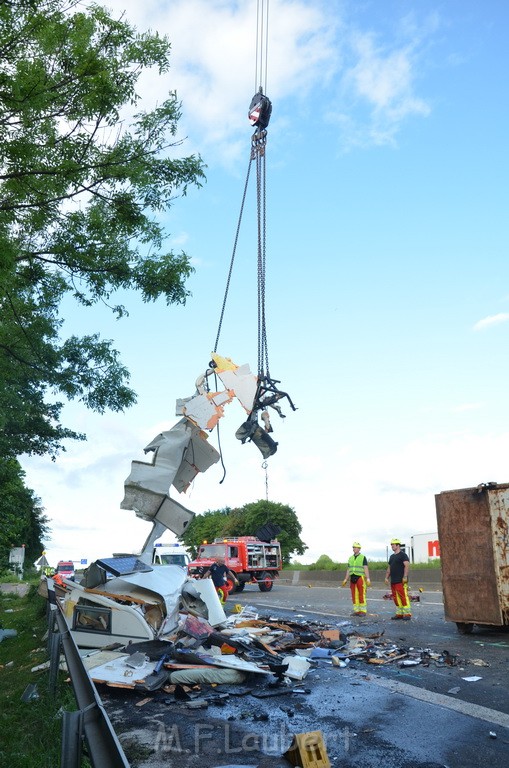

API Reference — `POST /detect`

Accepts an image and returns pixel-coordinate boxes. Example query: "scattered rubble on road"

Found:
[79,605,489,696]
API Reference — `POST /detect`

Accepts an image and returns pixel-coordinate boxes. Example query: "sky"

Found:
[19,0,509,568]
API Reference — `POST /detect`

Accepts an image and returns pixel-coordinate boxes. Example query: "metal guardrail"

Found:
[46,578,130,768]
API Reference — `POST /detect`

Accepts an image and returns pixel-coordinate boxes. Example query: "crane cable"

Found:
[214,0,271,377]
[212,1,295,481]
[254,0,270,101]
[211,0,271,485]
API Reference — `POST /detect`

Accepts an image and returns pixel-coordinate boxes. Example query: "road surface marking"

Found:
[354,670,509,730]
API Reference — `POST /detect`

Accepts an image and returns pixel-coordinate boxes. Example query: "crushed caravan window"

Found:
[73,605,112,633]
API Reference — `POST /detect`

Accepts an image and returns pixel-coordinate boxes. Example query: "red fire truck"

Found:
[187,536,282,592]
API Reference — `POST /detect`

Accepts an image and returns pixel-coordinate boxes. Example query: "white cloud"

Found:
[335,28,431,148]
[103,0,433,157]
[473,313,509,331]
[102,0,337,164]
[450,403,483,413]
[22,412,509,568]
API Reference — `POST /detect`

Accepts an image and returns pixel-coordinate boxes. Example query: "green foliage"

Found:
[180,508,234,558]
[180,500,307,564]
[0,459,50,570]
[0,0,205,459]
[308,554,340,571]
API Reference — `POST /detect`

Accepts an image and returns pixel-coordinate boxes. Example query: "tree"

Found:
[0,0,205,459]
[180,501,307,564]
[309,554,339,571]
[0,458,50,570]
[179,508,233,558]
[234,500,307,564]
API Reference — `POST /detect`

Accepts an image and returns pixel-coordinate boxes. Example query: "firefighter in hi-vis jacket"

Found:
[385,538,412,620]
[342,542,371,616]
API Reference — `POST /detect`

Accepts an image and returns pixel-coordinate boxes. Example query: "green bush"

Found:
[308,554,341,571]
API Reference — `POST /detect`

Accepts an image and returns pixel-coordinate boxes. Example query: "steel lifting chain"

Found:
[253,129,270,379]
[262,460,269,500]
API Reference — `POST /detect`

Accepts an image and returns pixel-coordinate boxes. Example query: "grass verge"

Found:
[0,578,91,768]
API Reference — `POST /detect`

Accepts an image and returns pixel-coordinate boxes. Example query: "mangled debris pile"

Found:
[82,607,486,698]
[82,606,341,693]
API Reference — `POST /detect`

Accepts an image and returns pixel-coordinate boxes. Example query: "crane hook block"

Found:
[248,90,272,131]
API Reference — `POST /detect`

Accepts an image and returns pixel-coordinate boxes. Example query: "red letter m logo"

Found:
[427,540,440,557]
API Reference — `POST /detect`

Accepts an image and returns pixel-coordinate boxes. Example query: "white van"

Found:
[152,543,190,569]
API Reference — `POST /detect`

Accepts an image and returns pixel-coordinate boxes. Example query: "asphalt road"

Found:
[101,583,509,768]
[231,582,509,716]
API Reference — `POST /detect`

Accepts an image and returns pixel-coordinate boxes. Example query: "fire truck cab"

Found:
[188,536,282,592]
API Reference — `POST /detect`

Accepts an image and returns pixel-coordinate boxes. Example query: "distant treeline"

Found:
[285,554,441,571]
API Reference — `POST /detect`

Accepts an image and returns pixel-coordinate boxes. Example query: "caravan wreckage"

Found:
[56,351,295,651]
[55,27,296,663]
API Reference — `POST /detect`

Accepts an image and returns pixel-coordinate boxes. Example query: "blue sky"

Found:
[20,0,509,567]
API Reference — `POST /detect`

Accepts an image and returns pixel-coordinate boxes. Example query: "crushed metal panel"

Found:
[122,420,193,498]
[193,652,273,675]
[172,426,220,493]
[121,419,219,530]
[120,419,214,501]
[435,483,509,625]
[121,485,166,520]
[153,496,195,536]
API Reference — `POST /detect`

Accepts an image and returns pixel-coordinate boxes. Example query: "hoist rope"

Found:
[255,0,270,95]
[213,154,253,354]
[209,1,295,485]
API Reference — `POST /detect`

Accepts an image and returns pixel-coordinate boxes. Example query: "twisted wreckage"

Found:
[55,353,295,651]
[55,60,297,660]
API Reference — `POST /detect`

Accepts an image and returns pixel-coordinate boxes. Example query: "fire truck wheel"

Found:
[234,581,245,592]
[258,572,273,592]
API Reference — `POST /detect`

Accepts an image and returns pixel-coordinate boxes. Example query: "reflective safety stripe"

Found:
[350,577,367,610]
[391,582,411,615]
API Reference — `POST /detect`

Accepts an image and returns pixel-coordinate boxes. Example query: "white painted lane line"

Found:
[355,670,509,730]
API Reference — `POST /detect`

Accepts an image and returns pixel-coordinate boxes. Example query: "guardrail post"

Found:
[61,710,84,768]
[49,628,62,696]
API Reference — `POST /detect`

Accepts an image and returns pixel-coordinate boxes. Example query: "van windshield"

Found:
[159,554,187,566]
